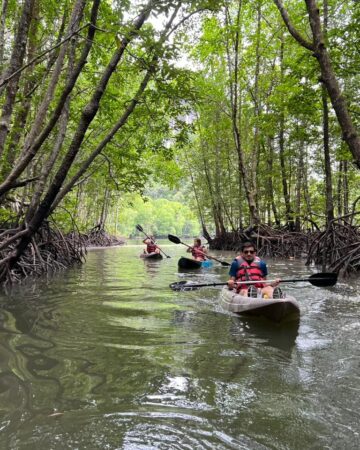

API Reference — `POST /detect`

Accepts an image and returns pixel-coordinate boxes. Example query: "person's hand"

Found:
[227,280,235,290]
[271,278,281,287]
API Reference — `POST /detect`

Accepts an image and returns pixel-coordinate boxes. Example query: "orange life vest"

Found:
[191,245,206,260]
[147,243,157,253]
[235,256,265,289]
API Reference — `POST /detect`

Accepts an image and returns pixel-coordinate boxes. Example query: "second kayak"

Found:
[178,257,213,270]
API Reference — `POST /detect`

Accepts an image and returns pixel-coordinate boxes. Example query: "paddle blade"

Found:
[170,281,199,291]
[136,224,144,232]
[168,234,181,244]
[309,272,338,287]
[220,260,231,267]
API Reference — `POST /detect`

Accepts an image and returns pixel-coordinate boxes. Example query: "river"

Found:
[0,241,359,449]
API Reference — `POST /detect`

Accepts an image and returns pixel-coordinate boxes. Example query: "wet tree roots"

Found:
[82,225,125,247]
[210,217,360,277]
[0,223,87,285]
[0,223,124,286]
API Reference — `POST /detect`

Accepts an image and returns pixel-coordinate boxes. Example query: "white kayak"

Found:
[220,287,300,323]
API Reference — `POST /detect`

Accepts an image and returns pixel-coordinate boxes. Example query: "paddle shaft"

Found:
[171,273,337,290]
[136,225,170,258]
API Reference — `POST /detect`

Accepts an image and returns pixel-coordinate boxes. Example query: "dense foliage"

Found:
[177,0,360,234]
[0,0,360,282]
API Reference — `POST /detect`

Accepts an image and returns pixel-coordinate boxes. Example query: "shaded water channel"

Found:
[0,241,359,449]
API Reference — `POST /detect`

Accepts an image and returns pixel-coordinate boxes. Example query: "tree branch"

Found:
[273,0,314,51]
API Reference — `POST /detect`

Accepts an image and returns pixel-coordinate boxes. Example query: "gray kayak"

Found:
[220,287,300,323]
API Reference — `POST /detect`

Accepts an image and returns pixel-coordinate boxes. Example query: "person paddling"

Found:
[143,236,161,256]
[227,241,281,298]
[187,238,208,261]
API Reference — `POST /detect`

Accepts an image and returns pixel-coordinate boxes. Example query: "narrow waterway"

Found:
[0,241,359,449]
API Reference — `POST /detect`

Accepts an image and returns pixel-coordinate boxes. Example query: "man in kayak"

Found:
[187,238,208,261]
[143,236,161,255]
[227,241,281,298]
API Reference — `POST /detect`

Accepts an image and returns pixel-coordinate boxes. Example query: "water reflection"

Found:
[229,316,299,353]
[0,243,359,449]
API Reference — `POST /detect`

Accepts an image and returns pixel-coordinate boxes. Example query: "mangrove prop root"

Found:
[81,225,125,247]
[210,220,360,277]
[0,223,87,286]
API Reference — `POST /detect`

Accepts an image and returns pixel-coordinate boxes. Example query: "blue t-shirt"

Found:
[229,258,268,278]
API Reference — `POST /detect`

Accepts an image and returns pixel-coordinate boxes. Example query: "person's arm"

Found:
[227,260,238,289]
[260,260,280,286]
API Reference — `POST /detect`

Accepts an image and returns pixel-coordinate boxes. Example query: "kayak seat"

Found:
[247,286,258,298]
[273,287,284,299]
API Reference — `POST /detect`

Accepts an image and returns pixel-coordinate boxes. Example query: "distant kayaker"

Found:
[227,241,281,298]
[187,238,208,261]
[143,236,161,255]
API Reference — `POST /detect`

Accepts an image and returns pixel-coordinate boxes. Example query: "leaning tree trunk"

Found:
[274,0,360,168]
[0,0,101,201]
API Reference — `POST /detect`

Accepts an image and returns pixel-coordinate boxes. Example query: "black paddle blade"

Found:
[309,272,338,287]
[220,260,231,267]
[136,224,144,232]
[168,234,181,244]
[170,281,199,291]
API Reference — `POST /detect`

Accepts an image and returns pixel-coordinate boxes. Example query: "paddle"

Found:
[136,224,171,258]
[170,272,338,291]
[167,234,230,266]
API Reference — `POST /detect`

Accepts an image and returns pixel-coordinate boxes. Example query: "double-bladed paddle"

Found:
[170,272,338,291]
[136,224,171,258]
[167,234,230,267]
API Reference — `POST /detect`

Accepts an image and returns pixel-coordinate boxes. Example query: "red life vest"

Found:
[191,245,206,260]
[235,256,265,289]
[147,243,157,253]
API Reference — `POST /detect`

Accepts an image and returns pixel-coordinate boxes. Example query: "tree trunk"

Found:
[274,0,360,168]
[321,0,334,224]
[26,1,85,219]
[0,0,35,157]
[337,161,343,217]
[343,160,349,215]
[278,38,293,230]
[227,0,260,225]
[0,0,9,68]
[51,6,180,211]
[266,138,280,226]
[295,135,305,232]
[0,0,100,201]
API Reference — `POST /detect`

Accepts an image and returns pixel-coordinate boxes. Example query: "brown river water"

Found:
[0,241,359,449]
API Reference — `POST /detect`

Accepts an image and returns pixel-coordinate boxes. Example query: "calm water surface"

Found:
[0,241,359,449]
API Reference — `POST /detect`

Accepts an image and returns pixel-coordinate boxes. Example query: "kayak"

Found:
[140,252,163,260]
[220,287,300,323]
[178,257,213,269]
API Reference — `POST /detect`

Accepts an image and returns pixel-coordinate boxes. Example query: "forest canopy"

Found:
[0,0,360,283]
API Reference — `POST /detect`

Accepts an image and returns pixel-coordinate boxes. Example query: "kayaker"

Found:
[187,238,208,261]
[227,241,281,298]
[143,236,161,255]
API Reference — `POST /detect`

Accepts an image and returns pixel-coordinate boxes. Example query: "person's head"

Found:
[240,241,256,261]
[194,238,201,247]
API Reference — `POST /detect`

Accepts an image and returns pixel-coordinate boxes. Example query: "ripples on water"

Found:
[0,242,359,449]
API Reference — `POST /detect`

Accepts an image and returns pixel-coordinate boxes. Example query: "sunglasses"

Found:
[243,250,255,254]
